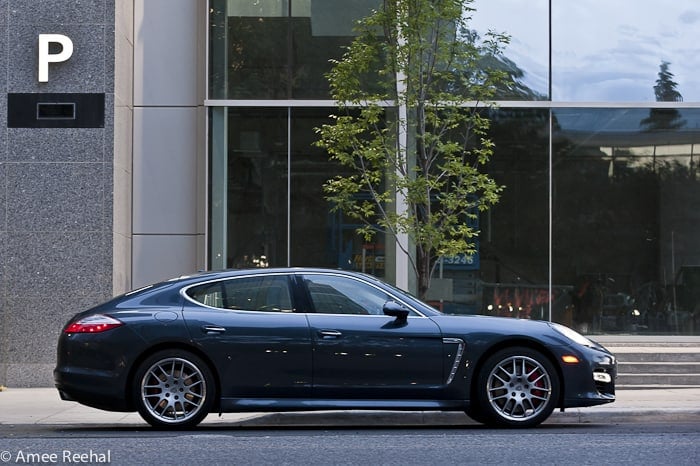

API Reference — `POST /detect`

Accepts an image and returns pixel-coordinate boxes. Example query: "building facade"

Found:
[1,0,699,387]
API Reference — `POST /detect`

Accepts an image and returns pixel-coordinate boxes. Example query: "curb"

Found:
[211,408,700,428]
[1,409,698,428]
[2,387,700,428]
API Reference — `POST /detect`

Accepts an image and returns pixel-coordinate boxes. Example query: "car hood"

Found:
[428,313,605,351]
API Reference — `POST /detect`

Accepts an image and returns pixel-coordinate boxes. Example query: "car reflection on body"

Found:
[54,268,616,428]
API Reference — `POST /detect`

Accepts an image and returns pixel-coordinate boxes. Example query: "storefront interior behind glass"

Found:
[208,0,700,335]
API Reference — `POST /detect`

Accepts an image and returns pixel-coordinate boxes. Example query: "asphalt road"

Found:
[1,422,699,465]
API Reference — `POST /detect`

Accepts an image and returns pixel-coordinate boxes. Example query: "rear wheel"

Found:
[474,347,560,428]
[132,350,215,428]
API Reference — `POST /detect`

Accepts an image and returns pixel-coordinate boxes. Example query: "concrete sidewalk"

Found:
[1,387,699,428]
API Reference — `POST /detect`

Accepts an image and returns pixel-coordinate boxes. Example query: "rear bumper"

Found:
[54,326,140,412]
[54,367,132,412]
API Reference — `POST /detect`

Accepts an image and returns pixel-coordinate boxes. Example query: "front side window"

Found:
[303,274,412,316]
[187,275,293,312]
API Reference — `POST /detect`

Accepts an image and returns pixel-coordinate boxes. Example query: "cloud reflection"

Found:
[470,0,700,102]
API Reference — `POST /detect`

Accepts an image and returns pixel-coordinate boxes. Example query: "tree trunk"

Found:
[417,247,432,301]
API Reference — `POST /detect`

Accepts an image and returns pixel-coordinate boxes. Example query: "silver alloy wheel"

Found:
[140,357,207,424]
[486,355,552,422]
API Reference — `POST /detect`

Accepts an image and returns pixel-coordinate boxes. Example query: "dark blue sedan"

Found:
[54,268,616,428]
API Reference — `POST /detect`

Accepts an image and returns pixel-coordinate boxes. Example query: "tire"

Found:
[465,404,489,424]
[474,347,560,428]
[132,349,216,429]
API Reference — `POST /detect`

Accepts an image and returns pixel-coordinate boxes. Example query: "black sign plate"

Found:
[7,93,105,128]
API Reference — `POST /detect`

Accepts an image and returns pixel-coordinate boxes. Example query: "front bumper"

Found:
[560,344,617,408]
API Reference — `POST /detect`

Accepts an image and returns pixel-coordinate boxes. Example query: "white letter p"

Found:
[38,34,73,82]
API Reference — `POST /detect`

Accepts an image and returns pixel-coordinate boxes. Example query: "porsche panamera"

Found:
[54,268,616,428]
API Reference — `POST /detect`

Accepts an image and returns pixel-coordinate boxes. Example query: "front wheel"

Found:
[132,350,216,428]
[474,347,560,428]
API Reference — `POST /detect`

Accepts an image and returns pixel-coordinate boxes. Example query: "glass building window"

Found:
[209,0,380,100]
[552,0,700,102]
[209,107,389,277]
[207,0,700,335]
[289,109,388,274]
[552,108,700,334]
[476,109,551,318]
[470,0,549,100]
[472,0,700,102]
[215,108,288,268]
[471,0,549,100]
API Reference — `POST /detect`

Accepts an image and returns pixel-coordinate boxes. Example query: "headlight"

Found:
[549,322,595,347]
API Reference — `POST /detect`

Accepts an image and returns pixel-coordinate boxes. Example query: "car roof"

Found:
[126,268,391,297]
[117,268,440,316]
[163,267,376,284]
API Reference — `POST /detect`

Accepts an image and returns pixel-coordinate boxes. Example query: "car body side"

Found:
[54,269,616,416]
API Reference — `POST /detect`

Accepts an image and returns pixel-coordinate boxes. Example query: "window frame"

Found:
[183,273,295,313]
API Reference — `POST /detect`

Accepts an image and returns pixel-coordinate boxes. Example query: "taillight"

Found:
[64,314,123,333]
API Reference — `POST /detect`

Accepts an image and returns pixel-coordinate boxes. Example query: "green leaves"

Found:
[315,0,509,298]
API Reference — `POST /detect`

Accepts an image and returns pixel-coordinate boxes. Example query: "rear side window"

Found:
[187,275,293,312]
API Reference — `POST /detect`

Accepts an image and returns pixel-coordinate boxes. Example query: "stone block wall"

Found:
[0,0,116,387]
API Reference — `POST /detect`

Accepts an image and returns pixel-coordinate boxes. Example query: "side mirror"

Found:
[383,301,409,322]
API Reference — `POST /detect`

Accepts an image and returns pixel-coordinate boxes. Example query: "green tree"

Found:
[641,61,686,131]
[315,0,508,299]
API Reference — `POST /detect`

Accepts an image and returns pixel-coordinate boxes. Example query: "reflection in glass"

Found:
[471,0,549,100]
[303,274,393,315]
[552,108,700,334]
[225,108,288,268]
[208,0,378,99]
[552,0,700,101]
[292,1,381,99]
[207,1,700,336]
[208,107,389,276]
[288,109,387,276]
[444,109,550,316]
[218,0,290,99]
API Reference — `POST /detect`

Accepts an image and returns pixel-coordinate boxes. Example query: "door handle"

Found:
[318,329,342,339]
[202,325,226,335]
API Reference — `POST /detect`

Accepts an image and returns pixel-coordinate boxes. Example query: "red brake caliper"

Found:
[528,363,545,404]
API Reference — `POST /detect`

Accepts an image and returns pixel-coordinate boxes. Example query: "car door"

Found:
[182,273,312,398]
[298,272,444,399]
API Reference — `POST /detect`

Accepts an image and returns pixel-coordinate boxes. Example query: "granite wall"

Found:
[0,0,116,387]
